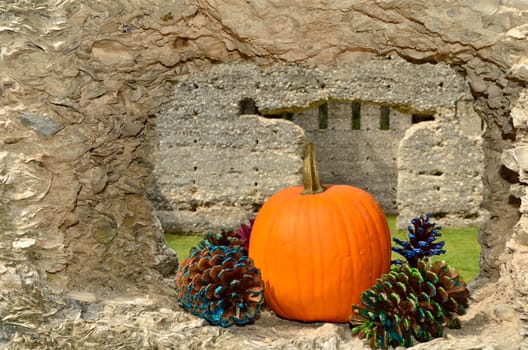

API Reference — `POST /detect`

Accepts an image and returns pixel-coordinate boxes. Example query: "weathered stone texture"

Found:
[293,103,410,215]
[151,112,304,232]
[1,0,527,349]
[154,58,480,231]
[398,109,485,228]
[297,101,483,223]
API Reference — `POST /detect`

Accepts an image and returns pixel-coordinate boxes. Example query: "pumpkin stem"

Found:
[302,143,325,195]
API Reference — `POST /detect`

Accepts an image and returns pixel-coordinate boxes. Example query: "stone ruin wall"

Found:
[286,99,485,229]
[153,58,484,232]
[292,101,412,215]
[397,102,485,228]
[1,0,528,349]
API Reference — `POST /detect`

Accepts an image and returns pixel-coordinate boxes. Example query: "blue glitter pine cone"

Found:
[392,213,446,267]
[175,245,264,327]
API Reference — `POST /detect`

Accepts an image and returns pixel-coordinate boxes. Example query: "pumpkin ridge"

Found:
[262,191,297,319]
[312,194,328,319]
[307,192,346,322]
[326,192,347,318]
[324,189,356,318]
[250,195,274,312]
[350,188,380,281]
[345,188,374,305]
[281,190,309,320]
[293,196,308,320]
[330,186,389,304]
[301,196,312,320]
[356,189,391,277]
[302,194,324,321]
[342,186,390,277]
[365,196,382,279]
[368,196,391,277]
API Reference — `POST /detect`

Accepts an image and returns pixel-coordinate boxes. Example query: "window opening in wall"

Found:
[380,106,390,130]
[318,103,328,129]
[352,101,361,130]
[412,114,435,124]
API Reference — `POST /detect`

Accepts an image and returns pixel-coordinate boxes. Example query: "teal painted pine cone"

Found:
[350,259,469,349]
[176,244,264,327]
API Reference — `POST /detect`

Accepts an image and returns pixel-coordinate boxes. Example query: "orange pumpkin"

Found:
[248,143,391,322]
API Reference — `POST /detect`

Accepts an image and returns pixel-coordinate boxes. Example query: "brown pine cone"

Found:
[176,245,264,327]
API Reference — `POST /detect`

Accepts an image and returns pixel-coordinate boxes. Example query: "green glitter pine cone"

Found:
[350,259,470,349]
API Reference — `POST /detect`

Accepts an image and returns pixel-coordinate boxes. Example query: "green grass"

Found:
[164,233,202,261]
[165,216,480,282]
[386,216,480,282]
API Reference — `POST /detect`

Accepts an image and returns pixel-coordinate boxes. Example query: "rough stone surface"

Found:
[151,112,304,232]
[155,58,482,231]
[293,102,410,215]
[0,0,527,349]
[397,108,485,228]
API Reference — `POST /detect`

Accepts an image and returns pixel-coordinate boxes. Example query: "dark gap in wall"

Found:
[352,101,361,130]
[499,164,520,184]
[262,114,283,119]
[464,212,480,219]
[239,98,260,115]
[251,202,262,214]
[261,112,294,120]
[318,103,328,129]
[418,170,444,176]
[380,106,390,130]
[283,112,294,121]
[412,114,435,124]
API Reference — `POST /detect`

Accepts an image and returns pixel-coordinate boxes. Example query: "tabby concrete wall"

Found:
[153,58,484,232]
[397,104,485,228]
[291,102,410,215]
[150,113,304,232]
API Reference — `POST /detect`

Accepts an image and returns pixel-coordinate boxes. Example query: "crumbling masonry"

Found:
[152,58,484,232]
